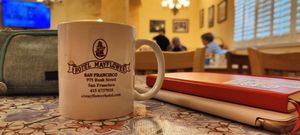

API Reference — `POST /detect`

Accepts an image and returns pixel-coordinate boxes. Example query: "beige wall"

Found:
[4,0,299,53]
[128,0,140,35]
[50,0,101,29]
[198,0,234,50]
[50,0,234,51]
[101,0,129,24]
[50,0,129,29]
[128,0,235,51]
[129,0,201,50]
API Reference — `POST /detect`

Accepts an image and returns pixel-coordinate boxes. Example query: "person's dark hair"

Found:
[201,32,214,42]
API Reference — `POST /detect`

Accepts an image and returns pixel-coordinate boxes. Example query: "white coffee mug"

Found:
[58,21,165,120]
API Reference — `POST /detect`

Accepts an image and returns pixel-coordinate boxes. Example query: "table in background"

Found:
[204,64,228,73]
[204,52,251,75]
[226,52,251,75]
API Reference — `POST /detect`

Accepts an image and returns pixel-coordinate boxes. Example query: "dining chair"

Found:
[248,48,300,78]
[135,48,205,74]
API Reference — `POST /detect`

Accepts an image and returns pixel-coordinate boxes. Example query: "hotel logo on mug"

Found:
[93,39,107,60]
[67,39,131,74]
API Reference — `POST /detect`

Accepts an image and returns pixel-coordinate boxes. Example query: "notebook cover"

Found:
[146,72,300,113]
[135,84,297,133]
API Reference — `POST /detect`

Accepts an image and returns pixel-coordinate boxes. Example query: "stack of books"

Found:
[145,72,300,134]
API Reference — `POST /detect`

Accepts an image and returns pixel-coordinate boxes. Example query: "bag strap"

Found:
[0,30,57,82]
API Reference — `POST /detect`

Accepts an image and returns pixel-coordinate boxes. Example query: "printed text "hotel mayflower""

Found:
[68,60,130,74]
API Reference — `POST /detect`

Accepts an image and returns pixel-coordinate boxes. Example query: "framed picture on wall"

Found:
[150,20,165,32]
[208,5,214,28]
[199,9,204,28]
[217,0,227,23]
[173,19,189,33]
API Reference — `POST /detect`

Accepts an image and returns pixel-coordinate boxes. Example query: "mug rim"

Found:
[58,20,135,29]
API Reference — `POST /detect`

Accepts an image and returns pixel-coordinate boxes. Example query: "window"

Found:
[296,0,300,31]
[243,0,256,40]
[234,0,256,42]
[272,0,291,36]
[256,0,272,38]
[234,0,244,42]
[234,0,299,48]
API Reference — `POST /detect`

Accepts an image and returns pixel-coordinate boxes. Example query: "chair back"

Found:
[135,48,205,72]
[248,48,300,77]
[226,51,251,74]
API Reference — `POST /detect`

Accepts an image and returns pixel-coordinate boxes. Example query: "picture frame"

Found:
[217,0,227,23]
[150,20,165,33]
[199,9,204,28]
[208,5,214,28]
[173,19,189,33]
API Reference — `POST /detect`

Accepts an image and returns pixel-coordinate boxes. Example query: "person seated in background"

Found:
[201,32,227,65]
[153,29,170,51]
[168,37,187,52]
[201,32,227,55]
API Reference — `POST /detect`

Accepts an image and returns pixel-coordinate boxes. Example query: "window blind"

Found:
[234,0,244,42]
[234,0,298,48]
[234,0,256,42]
[256,0,272,38]
[272,0,291,36]
[243,0,256,40]
[296,0,300,31]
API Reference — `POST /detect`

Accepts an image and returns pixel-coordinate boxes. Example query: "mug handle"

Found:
[134,39,165,101]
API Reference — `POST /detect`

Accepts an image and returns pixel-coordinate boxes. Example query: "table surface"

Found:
[0,77,276,135]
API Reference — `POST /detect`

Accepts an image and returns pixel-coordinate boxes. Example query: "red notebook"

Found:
[146,72,300,113]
